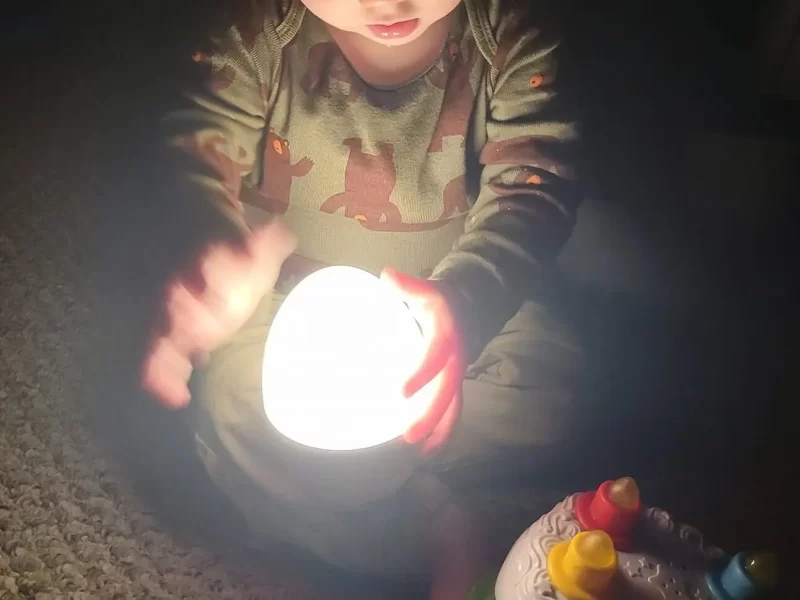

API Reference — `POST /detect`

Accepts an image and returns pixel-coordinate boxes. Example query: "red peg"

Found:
[575,478,641,550]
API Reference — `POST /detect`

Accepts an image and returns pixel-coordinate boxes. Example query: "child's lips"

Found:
[367,18,420,40]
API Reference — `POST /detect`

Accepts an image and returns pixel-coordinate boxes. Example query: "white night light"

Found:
[262,266,427,451]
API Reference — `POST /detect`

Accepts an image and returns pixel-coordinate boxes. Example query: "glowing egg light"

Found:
[262,266,426,451]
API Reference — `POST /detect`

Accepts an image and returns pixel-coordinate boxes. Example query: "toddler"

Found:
[141,0,582,597]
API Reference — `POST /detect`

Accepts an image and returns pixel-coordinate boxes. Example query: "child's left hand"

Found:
[380,268,466,455]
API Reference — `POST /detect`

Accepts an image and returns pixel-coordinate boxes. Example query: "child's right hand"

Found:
[141,219,296,409]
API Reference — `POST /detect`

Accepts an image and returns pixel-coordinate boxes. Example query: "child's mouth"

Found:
[367,19,420,40]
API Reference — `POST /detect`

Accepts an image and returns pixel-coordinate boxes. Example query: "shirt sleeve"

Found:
[161,0,282,239]
[431,13,581,361]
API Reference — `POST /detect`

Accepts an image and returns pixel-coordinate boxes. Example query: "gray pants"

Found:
[190,290,582,578]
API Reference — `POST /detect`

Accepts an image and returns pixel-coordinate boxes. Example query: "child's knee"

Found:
[192,337,264,416]
[467,300,583,388]
[462,301,583,440]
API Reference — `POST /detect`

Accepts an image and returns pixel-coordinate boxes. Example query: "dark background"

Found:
[3,0,798,593]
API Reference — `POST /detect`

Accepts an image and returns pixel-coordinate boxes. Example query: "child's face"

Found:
[302,0,462,46]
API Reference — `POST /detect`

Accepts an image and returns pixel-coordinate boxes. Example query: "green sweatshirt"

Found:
[164,0,580,360]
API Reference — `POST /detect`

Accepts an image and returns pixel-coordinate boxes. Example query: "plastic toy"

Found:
[481,477,778,600]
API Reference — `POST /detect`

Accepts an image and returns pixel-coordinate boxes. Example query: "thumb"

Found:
[248,218,297,265]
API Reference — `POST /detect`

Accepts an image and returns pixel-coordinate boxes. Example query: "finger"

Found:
[380,267,434,303]
[141,337,193,409]
[188,247,265,331]
[155,341,193,408]
[248,218,297,266]
[182,255,210,297]
[403,332,453,398]
[181,262,245,335]
[195,244,253,303]
[164,278,227,353]
[405,355,462,444]
[420,391,462,456]
[147,337,193,405]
